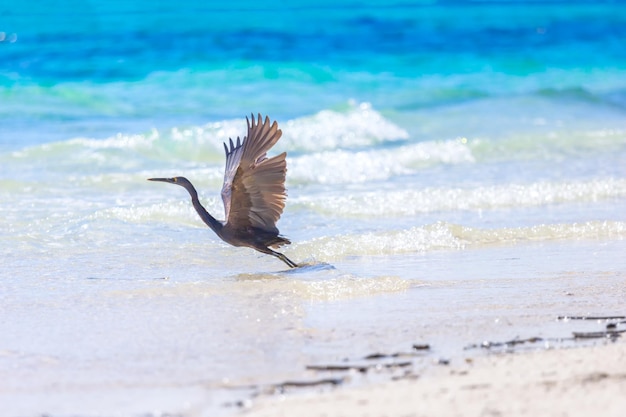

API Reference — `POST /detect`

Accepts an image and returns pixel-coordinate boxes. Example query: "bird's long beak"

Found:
[148,177,173,183]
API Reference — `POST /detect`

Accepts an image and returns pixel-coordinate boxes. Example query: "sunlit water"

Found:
[1,1,626,416]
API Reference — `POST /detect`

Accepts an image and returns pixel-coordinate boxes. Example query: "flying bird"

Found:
[149,114,298,268]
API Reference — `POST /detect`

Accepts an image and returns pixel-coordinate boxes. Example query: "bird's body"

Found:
[149,114,298,268]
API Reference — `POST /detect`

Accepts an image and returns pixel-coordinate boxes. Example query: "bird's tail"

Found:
[268,235,291,248]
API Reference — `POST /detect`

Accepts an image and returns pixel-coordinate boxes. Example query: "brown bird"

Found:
[149,114,298,268]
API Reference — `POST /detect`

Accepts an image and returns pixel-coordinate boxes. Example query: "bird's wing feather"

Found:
[221,137,244,221]
[221,114,286,231]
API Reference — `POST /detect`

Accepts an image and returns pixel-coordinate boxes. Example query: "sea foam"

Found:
[294,178,626,216]
[294,221,626,261]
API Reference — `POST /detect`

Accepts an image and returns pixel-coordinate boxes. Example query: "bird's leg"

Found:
[268,249,298,268]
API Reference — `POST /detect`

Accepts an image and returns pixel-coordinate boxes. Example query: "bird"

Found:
[148,114,298,268]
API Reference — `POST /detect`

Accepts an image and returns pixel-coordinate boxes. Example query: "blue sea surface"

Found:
[1,1,626,416]
[2,1,626,145]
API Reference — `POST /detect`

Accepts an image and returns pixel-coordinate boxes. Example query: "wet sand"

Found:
[245,339,626,417]
[3,239,625,417]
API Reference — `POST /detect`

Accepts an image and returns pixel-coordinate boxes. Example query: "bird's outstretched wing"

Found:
[221,114,287,232]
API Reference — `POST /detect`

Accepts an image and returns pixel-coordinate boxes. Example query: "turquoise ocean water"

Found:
[2,1,626,415]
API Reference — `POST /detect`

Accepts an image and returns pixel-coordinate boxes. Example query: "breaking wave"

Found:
[294,178,626,217]
[293,221,626,261]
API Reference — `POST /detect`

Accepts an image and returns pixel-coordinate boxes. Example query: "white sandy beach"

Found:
[246,339,626,417]
[3,242,625,417]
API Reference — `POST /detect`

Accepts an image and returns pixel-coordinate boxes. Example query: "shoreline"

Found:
[244,338,626,417]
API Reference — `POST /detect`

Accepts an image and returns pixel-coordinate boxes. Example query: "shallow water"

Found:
[3,240,625,416]
[1,1,626,416]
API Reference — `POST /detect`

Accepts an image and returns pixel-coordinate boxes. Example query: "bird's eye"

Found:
[172,177,178,182]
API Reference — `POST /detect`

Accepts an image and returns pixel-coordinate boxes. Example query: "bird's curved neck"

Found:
[183,183,223,234]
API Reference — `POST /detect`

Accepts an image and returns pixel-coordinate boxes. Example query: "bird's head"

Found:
[148,176,192,188]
